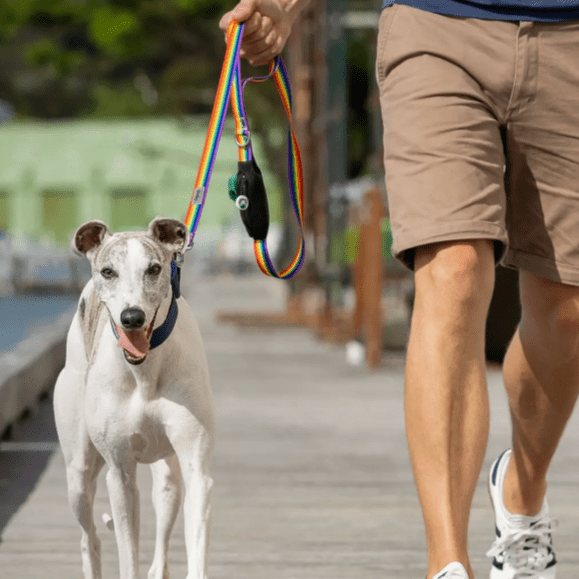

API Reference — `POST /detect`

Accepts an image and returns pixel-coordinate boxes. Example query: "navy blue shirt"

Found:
[382,0,579,20]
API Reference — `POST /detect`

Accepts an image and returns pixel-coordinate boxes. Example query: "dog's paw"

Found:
[101,512,114,531]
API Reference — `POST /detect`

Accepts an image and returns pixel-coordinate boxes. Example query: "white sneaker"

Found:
[432,562,469,579]
[487,449,557,578]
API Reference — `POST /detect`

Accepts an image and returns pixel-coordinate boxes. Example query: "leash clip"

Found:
[175,234,194,264]
[174,251,185,265]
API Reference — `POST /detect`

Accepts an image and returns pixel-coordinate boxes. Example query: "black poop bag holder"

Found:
[229,156,269,241]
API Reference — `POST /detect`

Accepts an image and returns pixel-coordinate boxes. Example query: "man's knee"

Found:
[521,273,579,356]
[414,239,495,309]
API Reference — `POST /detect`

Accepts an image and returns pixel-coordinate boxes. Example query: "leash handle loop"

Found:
[184,20,305,279]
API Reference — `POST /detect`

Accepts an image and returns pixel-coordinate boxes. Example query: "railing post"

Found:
[363,188,383,369]
[351,204,366,339]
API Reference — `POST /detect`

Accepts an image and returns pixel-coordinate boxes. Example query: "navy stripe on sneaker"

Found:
[491,449,509,487]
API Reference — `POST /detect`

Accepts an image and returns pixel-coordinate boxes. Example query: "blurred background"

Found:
[0,0,412,364]
[0,0,519,375]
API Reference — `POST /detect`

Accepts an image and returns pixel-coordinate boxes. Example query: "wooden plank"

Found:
[1,274,579,578]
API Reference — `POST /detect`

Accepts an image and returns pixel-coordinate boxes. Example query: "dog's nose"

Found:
[120,308,146,329]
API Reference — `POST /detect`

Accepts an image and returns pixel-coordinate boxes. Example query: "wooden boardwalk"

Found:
[2,272,579,578]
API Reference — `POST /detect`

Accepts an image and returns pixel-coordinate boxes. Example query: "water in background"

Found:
[0,295,77,353]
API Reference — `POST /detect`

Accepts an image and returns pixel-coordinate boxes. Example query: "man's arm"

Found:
[219,0,311,66]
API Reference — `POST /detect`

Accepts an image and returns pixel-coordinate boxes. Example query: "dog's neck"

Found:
[153,259,180,335]
[149,267,179,345]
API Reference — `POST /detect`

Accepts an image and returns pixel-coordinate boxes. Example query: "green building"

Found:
[0,117,280,247]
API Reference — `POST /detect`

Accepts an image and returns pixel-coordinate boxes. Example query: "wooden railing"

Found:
[0,236,89,295]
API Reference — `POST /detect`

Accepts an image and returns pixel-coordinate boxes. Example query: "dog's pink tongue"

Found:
[116,328,150,358]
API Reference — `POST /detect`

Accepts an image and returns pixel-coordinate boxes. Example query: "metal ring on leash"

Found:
[235,129,251,148]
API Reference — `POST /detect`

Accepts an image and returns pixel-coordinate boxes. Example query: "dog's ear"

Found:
[148,217,187,253]
[72,220,110,258]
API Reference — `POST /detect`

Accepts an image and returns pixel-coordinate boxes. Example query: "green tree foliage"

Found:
[0,0,258,118]
[0,0,288,190]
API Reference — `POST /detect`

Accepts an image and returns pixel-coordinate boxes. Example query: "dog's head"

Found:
[72,217,187,364]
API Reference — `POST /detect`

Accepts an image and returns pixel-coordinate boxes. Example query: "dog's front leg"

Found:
[54,361,106,579]
[63,444,105,579]
[173,433,214,579]
[148,454,182,579]
[106,462,141,579]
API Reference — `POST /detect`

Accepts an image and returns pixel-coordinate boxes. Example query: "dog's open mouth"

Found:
[115,311,157,365]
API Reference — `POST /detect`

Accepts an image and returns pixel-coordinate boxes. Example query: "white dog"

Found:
[54,217,215,579]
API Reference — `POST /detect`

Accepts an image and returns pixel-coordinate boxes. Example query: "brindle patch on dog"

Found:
[80,287,107,369]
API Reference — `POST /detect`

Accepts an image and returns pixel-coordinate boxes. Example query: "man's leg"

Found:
[406,239,496,579]
[502,272,579,516]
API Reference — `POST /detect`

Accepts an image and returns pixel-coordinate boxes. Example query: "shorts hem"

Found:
[504,248,579,286]
[392,221,508,270]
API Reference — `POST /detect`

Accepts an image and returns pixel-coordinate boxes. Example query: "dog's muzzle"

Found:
[109,261,181,365]
[114,307,158,365]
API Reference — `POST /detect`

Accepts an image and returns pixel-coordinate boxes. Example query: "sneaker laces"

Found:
[486,518,557,578]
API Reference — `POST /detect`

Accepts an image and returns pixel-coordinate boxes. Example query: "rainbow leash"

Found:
[183,20,305,279]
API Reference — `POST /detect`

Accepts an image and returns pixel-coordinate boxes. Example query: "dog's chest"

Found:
[85,373,175,464]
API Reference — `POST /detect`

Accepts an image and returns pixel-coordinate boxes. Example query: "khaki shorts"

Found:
[376,4,579,283]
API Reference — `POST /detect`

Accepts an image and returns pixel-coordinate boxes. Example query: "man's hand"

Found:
[219,0,304,66]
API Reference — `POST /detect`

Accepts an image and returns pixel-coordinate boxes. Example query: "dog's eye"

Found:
[147,264,162,276]
[100,267,116,279]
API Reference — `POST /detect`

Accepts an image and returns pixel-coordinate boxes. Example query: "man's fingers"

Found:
[219,11,235,32]
[219,0,289,66]
[247,35,285,67]
[242,12,263,36]
[218,0,260,31]
[245,29,276,54]
[242,16,273,45]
